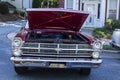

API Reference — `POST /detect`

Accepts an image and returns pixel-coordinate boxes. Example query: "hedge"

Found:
[0,2,9,14]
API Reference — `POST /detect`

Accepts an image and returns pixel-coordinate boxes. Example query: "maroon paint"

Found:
[15,9,94,44]
[27,8,89,32]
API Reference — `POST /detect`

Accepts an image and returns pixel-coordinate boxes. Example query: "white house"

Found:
[1,0,120,28]
[59,0,120,28]
[8,0,120,28]
[0,0,32,11]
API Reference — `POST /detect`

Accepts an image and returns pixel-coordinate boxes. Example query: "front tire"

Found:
[14,67,28,75]
[79,68,91,75]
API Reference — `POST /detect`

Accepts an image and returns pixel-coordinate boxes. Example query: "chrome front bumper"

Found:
[11,57,102,68]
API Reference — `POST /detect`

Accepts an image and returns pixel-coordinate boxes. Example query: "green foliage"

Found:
[13,10,25,17]
[93,19,120,39]
[49,0,59,8]
[0,2,9,14]
[103,45,116,50]
[32,0,40,8]
[93,28,105,38]
[105,19,120,30]
[19,11,25,17]
[32,0,59,8]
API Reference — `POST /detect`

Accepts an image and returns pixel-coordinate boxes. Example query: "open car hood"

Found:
[27,8,89,32]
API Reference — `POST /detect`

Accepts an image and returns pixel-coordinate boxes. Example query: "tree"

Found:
[32,0,59,8]
[32,0,40,8]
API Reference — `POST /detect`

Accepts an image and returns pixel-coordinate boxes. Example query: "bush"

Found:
[93,19,120,39]
[14,10,25,17]
[105,19,120,30]
[0,2,9,14]
[103,45,116,50]
[93,28,105,38]
[19,11,25,17]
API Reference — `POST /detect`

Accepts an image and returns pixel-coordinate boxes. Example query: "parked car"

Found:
[10,8,102,75]
[111,29,120,49]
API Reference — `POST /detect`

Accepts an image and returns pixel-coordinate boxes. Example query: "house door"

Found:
[82,2,101,27]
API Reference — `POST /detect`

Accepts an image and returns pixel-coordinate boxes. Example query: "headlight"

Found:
[13,48,22,56]
[12,38,22,47]
[92,52,100,58]
[93,41,102,49]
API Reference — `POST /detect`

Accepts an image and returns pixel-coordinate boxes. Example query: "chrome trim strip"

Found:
[11,57,102,63]
[21,47,100,51]
[21,54,91,57]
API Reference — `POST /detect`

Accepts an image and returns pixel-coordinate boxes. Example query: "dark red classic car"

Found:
[11,8,102,75]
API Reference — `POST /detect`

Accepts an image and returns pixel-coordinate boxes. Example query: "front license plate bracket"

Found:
[49,63,66,68]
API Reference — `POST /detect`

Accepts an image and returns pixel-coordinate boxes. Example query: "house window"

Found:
[82,3,84,11]
[108,0,117,19]
[66,0,73,9]
[97,3,100,19]
[109,10,117,19]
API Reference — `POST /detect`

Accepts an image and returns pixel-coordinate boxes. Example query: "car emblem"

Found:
[55,48,62,52]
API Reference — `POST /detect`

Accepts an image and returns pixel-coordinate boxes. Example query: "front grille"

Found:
[21,43,92,58]
[40,44,57,48]
[59,45,76,49]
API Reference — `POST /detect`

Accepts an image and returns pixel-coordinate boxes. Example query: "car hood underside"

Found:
[27,8,89,32]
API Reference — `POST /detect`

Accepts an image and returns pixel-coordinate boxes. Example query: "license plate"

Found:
[49,63,66,68]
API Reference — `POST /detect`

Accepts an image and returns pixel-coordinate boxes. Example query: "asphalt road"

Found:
[0,23,120,80]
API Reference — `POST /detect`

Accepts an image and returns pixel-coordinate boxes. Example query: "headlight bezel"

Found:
[92,52,100,59]
[12,37,22,47]
[13,48,22,57]
[92,41,102,49]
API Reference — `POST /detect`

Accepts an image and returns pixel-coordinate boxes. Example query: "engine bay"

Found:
[26,31,88,44]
